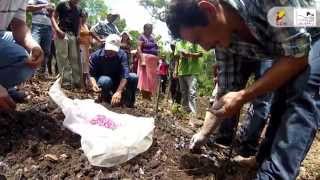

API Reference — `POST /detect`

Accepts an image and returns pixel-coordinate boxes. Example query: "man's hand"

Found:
[189,131,208,150]
[88,77,101,92]
[211,91,245,119]
[57,30,65,39]
[99,38,105,43]
[111,91,122,106]
[76,36,80,43]
[26,46,44,69]
[181,51,190,59]
[0,85,16,110]
[91,84,101,92]
[90,82,101,92]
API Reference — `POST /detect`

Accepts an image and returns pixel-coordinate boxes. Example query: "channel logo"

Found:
[268,7,319,27]
[276,9,287,26]
[294,8,317,27]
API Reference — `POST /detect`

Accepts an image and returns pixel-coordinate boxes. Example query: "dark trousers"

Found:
[160,75,168,94]
[97,73,138,107]
[170,77,181,104]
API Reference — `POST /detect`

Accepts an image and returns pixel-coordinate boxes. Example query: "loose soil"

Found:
[0,78,318,179]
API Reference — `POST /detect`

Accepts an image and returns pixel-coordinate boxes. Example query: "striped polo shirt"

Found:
[0,0,27,31]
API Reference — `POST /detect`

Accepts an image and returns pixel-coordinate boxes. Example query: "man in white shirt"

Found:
[0,0,43,110]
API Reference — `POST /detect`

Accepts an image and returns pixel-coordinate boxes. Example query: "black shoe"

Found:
[8,88,27,103]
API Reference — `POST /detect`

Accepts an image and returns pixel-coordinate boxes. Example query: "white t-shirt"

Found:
[0,0,27,31]
[28,0,51,26]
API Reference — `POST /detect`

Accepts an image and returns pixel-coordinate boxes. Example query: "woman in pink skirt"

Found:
[137,23,159,100]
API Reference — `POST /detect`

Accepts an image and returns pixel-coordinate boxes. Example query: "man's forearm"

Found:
[51,11,62,32]
[90,32,102,42]
[90,30,99,40]
[27,4,48,12]
[10,18,39,51]
[77,18,81,38]
[90,76,98,86]
[116,79,128,93]
[191,52,202,59]
[240,56,308,103]
[200,111,223,136]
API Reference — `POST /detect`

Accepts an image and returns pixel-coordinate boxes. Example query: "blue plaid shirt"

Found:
[90,20,120,39]
[216,0,320,97]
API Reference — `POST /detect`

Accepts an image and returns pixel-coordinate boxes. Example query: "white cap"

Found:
[108,9,120,17]
[104,34,121,52]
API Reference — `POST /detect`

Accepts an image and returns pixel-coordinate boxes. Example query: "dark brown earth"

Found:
[0,78,318,179]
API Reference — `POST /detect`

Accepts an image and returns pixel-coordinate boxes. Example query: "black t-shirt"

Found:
[56,1,82,35]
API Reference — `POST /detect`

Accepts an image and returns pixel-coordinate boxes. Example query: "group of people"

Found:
[1,0,176,108]
[1,0,320,179]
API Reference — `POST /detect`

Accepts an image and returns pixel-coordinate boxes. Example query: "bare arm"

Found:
[173,55,180,78]
[111,78,127,106]
[10,18,38,51]
[51,10,62,34]
[90,24,100,40]
[190,52,203,59]
[10,18,43,68]
[90,32,103,42]
[116,79,128,94]
[240,56,307,103]
[212,55,308,119]
[77,16,81,39]
[89,77,101,92]
[200,111,223,136]
[137,41,144,59]
[203,57,308,136]
[26,4,48,12]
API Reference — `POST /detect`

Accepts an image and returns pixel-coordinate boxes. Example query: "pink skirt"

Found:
[137,54,159,95]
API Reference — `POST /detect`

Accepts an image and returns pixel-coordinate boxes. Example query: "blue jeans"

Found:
[97,73,138,107]
[255,39,320,179]
[31,23,52,73]
[217,60,273,145]
[241,61,273,148]
[0,32,34,88]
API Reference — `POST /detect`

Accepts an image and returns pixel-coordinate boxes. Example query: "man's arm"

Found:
[117,52,130,93]
[212,56,308,119]
[10,18,37,52]
[27,3,48,12]
[90,23,101,39]
[51,7,65,39]
[88,52,101,92]
[189,52,203,59]
[77,8,83,40]
[111,52,129,106]
[90,32,104,43]
[173,55,180,78]
[116,79,128,94]
[10,18,43,68]
[241,56,307,102]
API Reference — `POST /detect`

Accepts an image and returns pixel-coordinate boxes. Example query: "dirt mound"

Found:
[0,78,318,179]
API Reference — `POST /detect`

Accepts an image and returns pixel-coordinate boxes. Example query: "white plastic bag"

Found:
[49,79,155,167]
